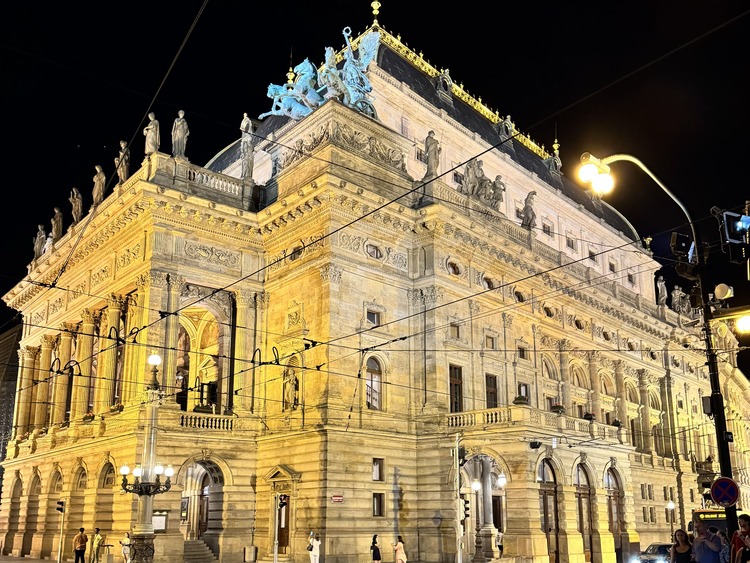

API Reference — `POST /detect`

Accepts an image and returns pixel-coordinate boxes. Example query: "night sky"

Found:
[3,1,750,368]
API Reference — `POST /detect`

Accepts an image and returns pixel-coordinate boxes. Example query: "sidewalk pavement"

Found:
[0,557,47,563]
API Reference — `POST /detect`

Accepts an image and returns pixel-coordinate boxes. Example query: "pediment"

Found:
[263,464,300,484]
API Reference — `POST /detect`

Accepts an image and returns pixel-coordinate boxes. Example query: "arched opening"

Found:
[538,459,559,563]
[22,475,41,556]
[93,463,116,536]
[605,468,625,563]
[3,479,23,555]
[175,324,191,411]
[180,460,225,558]
[366,357,382,410]
[574,464,594,563]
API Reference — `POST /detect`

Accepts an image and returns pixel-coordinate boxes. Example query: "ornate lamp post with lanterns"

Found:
[119,354,173,563]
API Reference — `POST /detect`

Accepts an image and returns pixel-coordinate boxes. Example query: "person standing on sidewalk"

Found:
[90,528,103,563]
[73,527,88,563]
[370,534,381,563]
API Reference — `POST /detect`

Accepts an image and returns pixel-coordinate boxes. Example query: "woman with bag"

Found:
[392,536,407,563]
[308,532,321,563]
[370,534,381,563]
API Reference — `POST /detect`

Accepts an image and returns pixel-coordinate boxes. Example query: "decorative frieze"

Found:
[320,264,342,284]
[183,241,239,267]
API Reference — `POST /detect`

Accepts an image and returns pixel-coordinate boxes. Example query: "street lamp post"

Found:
[119,354,173,563]
[579,152,738,536]
[667,500,675,539]
[471,479,484,563]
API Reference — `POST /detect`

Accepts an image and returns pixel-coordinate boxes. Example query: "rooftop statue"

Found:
[259,27,380,121]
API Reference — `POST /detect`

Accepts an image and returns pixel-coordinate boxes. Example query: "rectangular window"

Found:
[373,493,385,517]
[649,507,656,523]
[566,236,576,250]
[642,507,648,523]
[627,273,635,285]
[641,484,647,499]
[542,223,554,237]
[517,346,529,360]
[367,310,381,325]
[647,484,654,500]
[373,458,384,481]
[485,335,496,350]
[663,486,668,501]
[576,404,585,418]
[690,489,695,503]
[546,397,556,411]
[517,382,529,398]
[450,365,463,413]
[453,171,464,185]
[486,374,498,409]
[677,399,684,410]
[416,147,426,163]
[588,250,597,262]
[609,261,617,273]
[515,208,524,220]
[450,323,460,339]
[669,487,674,501]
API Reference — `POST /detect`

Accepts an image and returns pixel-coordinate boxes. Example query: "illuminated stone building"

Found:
[2,6,750,563]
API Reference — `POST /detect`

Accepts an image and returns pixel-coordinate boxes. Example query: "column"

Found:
[614,360,627,422]
[160,275,183,406]
[94,294,124,412]
[51,323,76,425]
[121,287,145,405]
[559,339,572,410]
[33,335,56,431]
[588,352,601,417]
[481,456,495,558]
[14,347,38,438]
[72,309,96,420]
[638,370,653,453]
[234,289,257,413]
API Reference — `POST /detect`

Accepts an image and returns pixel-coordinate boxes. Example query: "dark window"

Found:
[542,223,553,237]
[485,335,496,349]
[609,261,617,273]
[566,236,576,250]
[366,244,383,259]
[366,357,382,410]
[486,374,498,409]
[450,365,463,413]
[588,250,597,262]
[373,493,385,516]
[416,147,426,163]
[367,310,381,325]
[454,171,464,185]
[450,323,460,339]
[517,346,529,360]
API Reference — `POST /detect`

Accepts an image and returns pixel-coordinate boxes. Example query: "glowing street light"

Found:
[578,151,738,537]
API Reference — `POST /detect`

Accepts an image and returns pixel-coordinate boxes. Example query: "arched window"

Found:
[50,471,63,494]
[626,384,639,403]
[605,468,624,559]
[574,465,593,559]
[538,460,558,563]
[366,357,382,410]
[75,468,88,490]
[541,357,559,381]
[100,463,116,488]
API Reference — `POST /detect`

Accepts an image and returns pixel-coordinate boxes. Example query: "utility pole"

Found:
[455,434,462,563]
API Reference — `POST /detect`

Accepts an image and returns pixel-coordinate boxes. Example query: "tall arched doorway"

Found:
[575,464,594,563]
[538,459,559,563]
[605,468,625,563]
[23,475,41,557]
[181,460,225,557]
[3,479,23,555]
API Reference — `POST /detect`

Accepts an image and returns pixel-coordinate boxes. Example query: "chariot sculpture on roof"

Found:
[259,26,381,121]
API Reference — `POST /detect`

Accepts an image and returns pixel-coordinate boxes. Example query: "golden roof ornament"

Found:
[371,1,381,24]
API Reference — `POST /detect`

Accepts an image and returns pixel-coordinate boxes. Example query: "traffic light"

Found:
[457,446,467,467]
[721,210,750,265]
[723,211,750,244]
[56,500,65,513]
[278,494,288,508]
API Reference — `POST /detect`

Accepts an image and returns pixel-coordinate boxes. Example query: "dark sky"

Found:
[3,1,750,367]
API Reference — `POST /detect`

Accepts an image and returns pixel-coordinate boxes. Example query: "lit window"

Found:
[373,458,385,481]
[366,357,382,410]
[367,310,381,326]
[373,493,385,516]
